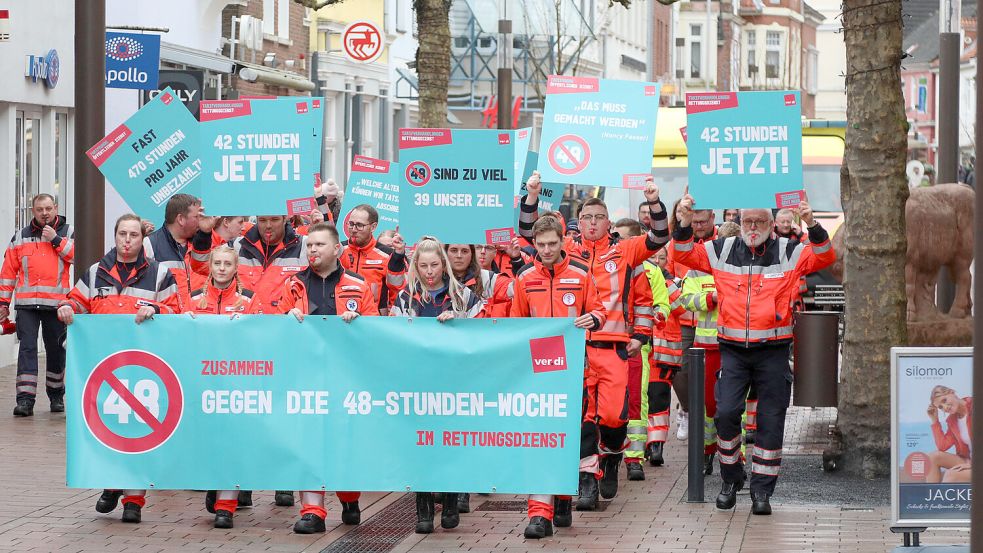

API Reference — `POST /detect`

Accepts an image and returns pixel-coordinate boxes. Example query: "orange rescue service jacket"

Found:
[61,248,180,315]
[0,216,75,309]
[651,272,688,367]
[278,266,379,316]
[460,268,513,318]
[340,237,407,311]
[228,225,308,314]
[509,252,606,329]
[517,196,670,343]
[671,222,835,346]
[188,282,254,315]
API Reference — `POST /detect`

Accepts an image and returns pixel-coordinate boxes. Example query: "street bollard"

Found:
[686,347,706,503]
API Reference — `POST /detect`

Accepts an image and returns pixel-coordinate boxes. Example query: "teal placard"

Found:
[86,87,201,226]
[398,128,529,245]
[199,98,321,215]
[338,155,401,241]
[538,76,661,188]
[66,315,584,494]
[685,90,803,208]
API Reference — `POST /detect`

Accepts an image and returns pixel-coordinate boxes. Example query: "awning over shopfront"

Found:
[237,61,315,92]
[161,41,233,74]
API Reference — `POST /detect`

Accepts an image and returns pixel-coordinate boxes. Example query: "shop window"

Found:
[54,113,68,207]
[15,112,40,230]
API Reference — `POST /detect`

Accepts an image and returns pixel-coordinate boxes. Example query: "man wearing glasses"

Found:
[673,193,835,516]
[518,172,669,512]
[339,205,407,315]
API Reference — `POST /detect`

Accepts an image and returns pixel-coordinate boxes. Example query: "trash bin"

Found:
[792,311,839,407]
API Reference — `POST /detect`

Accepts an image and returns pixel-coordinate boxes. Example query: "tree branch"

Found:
[292,0,347,9]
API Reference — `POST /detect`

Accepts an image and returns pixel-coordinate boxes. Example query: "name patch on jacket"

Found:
[560,278,580,284]
[365,259,384,265]
[342,285,362,291]
[763,272,785,279]
[282,266,304,272]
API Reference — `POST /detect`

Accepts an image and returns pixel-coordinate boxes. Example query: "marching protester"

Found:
[445,243,514,318]
[390,237,483,533]
[610,219,662,480]
[57,213,180,523]
[198,214,308,507]
[339,205,408,314]
[666,202,717,442]
[0,194,74,417]
[276,222,378,533]
[518,172,668,510]
[673,192,835,515]
[646,258,686,467]
[510,215,606,539]
[678,220,742,474]
[143,194,207,311]
[185,245,255,529]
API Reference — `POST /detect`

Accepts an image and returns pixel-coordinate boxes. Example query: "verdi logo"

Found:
[529,336,567,374]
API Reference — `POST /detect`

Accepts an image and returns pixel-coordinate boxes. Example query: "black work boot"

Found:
[626,461,645,481]
[704,453,715,475]
[121,502,141,523]
[456,493,470,513]
[523,516,554,539]
[646,442,664,466]
[237,490,253,507]
[13,399,33,417]
[204,490,217,514]
[575,471,598,511]
[49,395,65,413]
[751,491,772,515]
[716,474,746,510]
[599,453,622,499]
[415,493,435,534]
[553,497,572,527]
[214,509,233,529]
[441,493,460,529]
[96,489,124,513]
[293,513,325,534]
[274,491,294,507]
[341,501,361,525]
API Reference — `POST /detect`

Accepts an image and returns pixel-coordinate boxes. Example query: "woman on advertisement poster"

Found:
[926,385,973,483]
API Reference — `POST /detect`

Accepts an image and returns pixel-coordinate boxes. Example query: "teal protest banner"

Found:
[398,128,529,245]
[86,87,201,226]
[66,315,584,494]
[538,76,661,189]
[338,155,400,241]
[685,90,803,209]
[199,98,321,216]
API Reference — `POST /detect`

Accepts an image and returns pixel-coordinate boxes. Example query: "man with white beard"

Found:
[671,192,835,516]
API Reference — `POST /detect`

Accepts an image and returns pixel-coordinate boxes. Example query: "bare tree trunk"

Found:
[835,0,909,478]
[414,0,451,128]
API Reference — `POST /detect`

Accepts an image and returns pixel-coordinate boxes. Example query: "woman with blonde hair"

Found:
[926,385,973,483]
[389,236,481,533]
[186,245,254,528]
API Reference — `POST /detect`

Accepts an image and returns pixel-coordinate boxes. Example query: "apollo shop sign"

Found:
[24,49,60,88]
[105,32,161,90]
